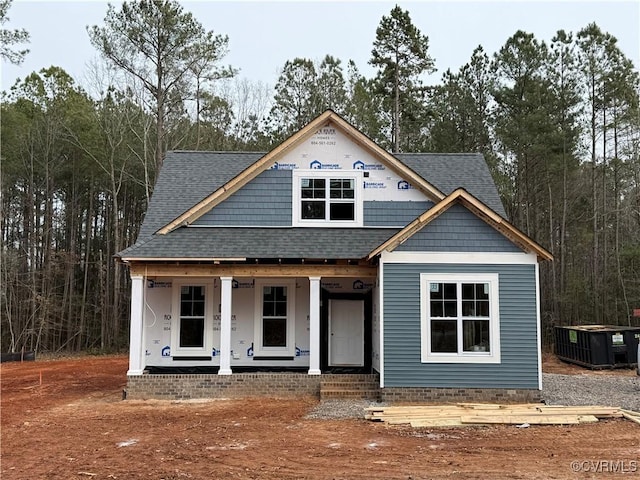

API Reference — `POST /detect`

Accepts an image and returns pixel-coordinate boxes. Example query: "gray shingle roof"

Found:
[121,150,506,260]
[119,227,399,260]
[138,151,263,238]
[396,153,506,217]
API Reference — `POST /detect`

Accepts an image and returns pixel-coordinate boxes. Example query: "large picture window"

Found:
[293,171,362,226]
[254,280,296,356]
[420,273,501,363]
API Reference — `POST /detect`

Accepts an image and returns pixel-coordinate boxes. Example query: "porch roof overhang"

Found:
[117,227,400,261]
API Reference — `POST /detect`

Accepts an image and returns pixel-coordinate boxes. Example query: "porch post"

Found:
[127,274,145,376]
[308,276,321,375]
[219,276,233,375]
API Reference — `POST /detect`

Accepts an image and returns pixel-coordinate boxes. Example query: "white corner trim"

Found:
[535,263,542,390]
[381,251,538,265]
[378,258,384,388]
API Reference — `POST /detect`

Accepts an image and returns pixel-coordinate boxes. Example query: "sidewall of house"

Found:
[382,258,540,390]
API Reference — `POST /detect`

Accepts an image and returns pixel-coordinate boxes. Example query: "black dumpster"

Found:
[554,325,640,369]
[0,350,36,363]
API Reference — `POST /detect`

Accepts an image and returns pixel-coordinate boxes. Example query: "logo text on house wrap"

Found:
[353,279,374,290]
[353,160,385,171]
[310,159,340,170]
[232,279,254,289]
[271,161,298,170]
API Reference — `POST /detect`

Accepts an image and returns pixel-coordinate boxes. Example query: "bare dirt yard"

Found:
[2,355,639,480]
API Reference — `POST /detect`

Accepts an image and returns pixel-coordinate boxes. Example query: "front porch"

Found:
[125,262,380,380]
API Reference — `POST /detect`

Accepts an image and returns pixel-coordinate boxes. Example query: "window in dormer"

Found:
[294,171,362,226]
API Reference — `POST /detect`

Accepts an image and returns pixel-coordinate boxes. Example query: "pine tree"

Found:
[370,5,435,152]
[0,0,29,64]
[88,0,235,178]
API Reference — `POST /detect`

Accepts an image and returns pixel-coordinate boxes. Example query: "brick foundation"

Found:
[126,373,322,400]
[380,387,541,404]
[126,373,541,403]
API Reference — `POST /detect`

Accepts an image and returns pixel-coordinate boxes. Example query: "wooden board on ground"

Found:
[620,411,640,425]
[459,414,599,425]
[366,403,638,427]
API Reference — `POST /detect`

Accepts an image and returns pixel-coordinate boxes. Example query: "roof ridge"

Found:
[168,150,266,154]
[166,150,481,156]
[395,152,482,156]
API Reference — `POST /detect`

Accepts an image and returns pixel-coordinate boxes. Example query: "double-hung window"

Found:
[171,282,213,356]
[262,286,288,347]
[420,273,501,363]
[254,280,296,357]
[293,170,362,226]
[179,285,206,348]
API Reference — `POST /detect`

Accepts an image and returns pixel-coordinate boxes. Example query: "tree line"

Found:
[1,0,639,353]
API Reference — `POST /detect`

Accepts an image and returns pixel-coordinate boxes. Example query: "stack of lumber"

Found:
[365,403,640,427]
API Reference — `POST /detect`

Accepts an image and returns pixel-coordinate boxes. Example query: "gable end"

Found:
[156,110,445,235]
[368,189,552,261]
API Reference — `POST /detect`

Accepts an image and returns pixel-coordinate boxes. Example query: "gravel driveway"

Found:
[307,372,640,419]
[542,372,640,411]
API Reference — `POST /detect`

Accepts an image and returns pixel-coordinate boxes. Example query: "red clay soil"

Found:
[1,355,639,480]
[542,352,639,376]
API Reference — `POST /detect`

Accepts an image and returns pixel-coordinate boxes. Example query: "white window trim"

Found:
[292,170,363,227]
[254,279,296,357]
[171,280,214,356]
[420,273,501,364]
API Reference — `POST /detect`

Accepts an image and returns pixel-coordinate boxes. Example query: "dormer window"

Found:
[293,170,363,226]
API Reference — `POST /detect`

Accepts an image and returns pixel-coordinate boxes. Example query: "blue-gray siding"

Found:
[364,201,433,226]
[194,169,292,226]
[195,181,436,228]
[383,263,539,389]
[396,204,522,252]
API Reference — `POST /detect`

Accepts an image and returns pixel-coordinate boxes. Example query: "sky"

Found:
[1,0,639,94]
